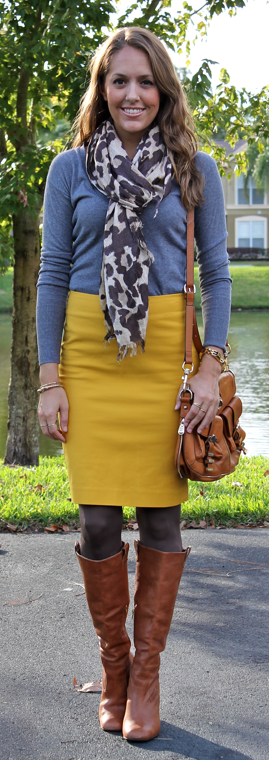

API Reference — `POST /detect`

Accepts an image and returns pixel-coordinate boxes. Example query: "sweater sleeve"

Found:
[194,154,232,351]
[36,153,73,365]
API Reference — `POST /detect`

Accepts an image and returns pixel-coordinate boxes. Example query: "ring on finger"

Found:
[193,402,201,409]
[40,423,47,428]
[200,408,207,414]
[48,421,57,428]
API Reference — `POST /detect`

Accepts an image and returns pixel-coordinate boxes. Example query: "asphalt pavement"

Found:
[1,528,269,760]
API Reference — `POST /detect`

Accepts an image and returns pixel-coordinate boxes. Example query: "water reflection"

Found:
[0,311,268,459]
[197,311,269,457]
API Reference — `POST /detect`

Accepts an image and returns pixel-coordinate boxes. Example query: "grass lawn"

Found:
[1,455,268,531]
[1,265,269,312]
[194,264,269,309]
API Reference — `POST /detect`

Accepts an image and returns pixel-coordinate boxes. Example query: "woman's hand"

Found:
[38,386,69,443]
[38,363,69,443]
[175,351,222,434]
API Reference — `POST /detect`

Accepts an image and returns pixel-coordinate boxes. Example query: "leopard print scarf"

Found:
[85,120,172,360]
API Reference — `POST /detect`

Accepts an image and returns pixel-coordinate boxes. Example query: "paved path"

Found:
[1,529,269,760]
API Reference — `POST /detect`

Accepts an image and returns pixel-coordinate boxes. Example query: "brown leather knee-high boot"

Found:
[75,542,131,731]
[122,540,190,741]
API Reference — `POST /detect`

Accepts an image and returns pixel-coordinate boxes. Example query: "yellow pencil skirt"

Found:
[59,291,199,507]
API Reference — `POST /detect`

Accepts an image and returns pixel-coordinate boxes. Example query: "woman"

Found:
[37,27,231,741]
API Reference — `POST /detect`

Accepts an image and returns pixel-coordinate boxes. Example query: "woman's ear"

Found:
[99,83,107,102]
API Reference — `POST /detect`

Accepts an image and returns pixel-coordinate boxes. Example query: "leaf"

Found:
[61,524,71,532]
[73,677,102,693]
[35,483,44,492]
[180,520,187,529]
[6,523,18,532]
[187,520,200,529]
[44,524,59,532]
[264,521,269,528]
[132,522,139,531]
[264,471,269,476]
[199,520,207,529]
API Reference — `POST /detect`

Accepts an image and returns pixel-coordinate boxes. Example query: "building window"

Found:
[236,217,266,248]
[236,175,264,205]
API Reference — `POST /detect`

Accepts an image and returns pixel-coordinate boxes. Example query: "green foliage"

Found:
[0,0,268,268]
[0,0,269,268]
[0,222,14,273]
[0,455,268,530]
[253,143,269,189]
[0,0,115,268]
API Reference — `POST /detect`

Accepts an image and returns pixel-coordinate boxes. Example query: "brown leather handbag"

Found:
[175,208,246,482]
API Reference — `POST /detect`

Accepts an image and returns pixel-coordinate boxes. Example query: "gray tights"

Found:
[79,503,183,560]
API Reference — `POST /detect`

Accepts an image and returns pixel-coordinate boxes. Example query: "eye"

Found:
[141,79,154,86]
[113,77,125,85]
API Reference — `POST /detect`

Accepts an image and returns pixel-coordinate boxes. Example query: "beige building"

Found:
[218,140,269,255]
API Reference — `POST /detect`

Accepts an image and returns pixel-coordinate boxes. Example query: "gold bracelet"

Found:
[199,347,229,371]
[37,383,63,394]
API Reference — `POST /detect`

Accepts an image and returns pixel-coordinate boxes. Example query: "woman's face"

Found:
[101,46,160,152]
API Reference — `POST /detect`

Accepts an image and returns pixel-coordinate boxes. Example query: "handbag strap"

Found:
[185,208,203,367]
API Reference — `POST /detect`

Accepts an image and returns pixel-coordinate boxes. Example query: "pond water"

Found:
[0,310,268,459]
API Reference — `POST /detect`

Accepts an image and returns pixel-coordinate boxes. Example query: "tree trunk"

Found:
[4,204,42,466]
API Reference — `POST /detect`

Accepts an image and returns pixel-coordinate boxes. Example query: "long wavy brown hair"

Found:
[72,27,204,208]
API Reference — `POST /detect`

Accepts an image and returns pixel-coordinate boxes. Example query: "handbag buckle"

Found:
[184,284,196,294]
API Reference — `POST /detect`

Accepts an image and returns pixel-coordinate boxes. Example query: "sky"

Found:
[115,0,269,94]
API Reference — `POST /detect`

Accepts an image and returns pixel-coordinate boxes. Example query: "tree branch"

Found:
[142,0,162,22]
[16,68,30,130]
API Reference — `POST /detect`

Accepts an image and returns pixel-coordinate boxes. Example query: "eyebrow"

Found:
[112,72,154,78]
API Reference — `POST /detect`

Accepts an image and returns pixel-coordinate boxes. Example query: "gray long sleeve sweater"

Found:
[36,146,231,364]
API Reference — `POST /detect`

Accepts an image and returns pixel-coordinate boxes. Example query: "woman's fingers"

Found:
[59,397,69,434]
[38,388,69,443]
[184,397,219,434]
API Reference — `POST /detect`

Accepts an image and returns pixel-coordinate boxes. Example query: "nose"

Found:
[125,80,140,102]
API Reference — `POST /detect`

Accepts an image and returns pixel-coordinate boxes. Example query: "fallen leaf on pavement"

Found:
[73,677,102,693]
[199,520,207,529]
[180,520,187,530]
[132,522,139,530]
[62,524,71,532]
[6,523,18,532]
[44,524,59,532]
[264,521,269,528]
[187,521,200,529]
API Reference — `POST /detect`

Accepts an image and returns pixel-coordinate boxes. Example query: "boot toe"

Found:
[100,702,125,732]
[122,717,160,741]
[100,712,123,732]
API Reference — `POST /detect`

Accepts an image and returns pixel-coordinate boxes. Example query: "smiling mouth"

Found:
[121,108,145,115]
